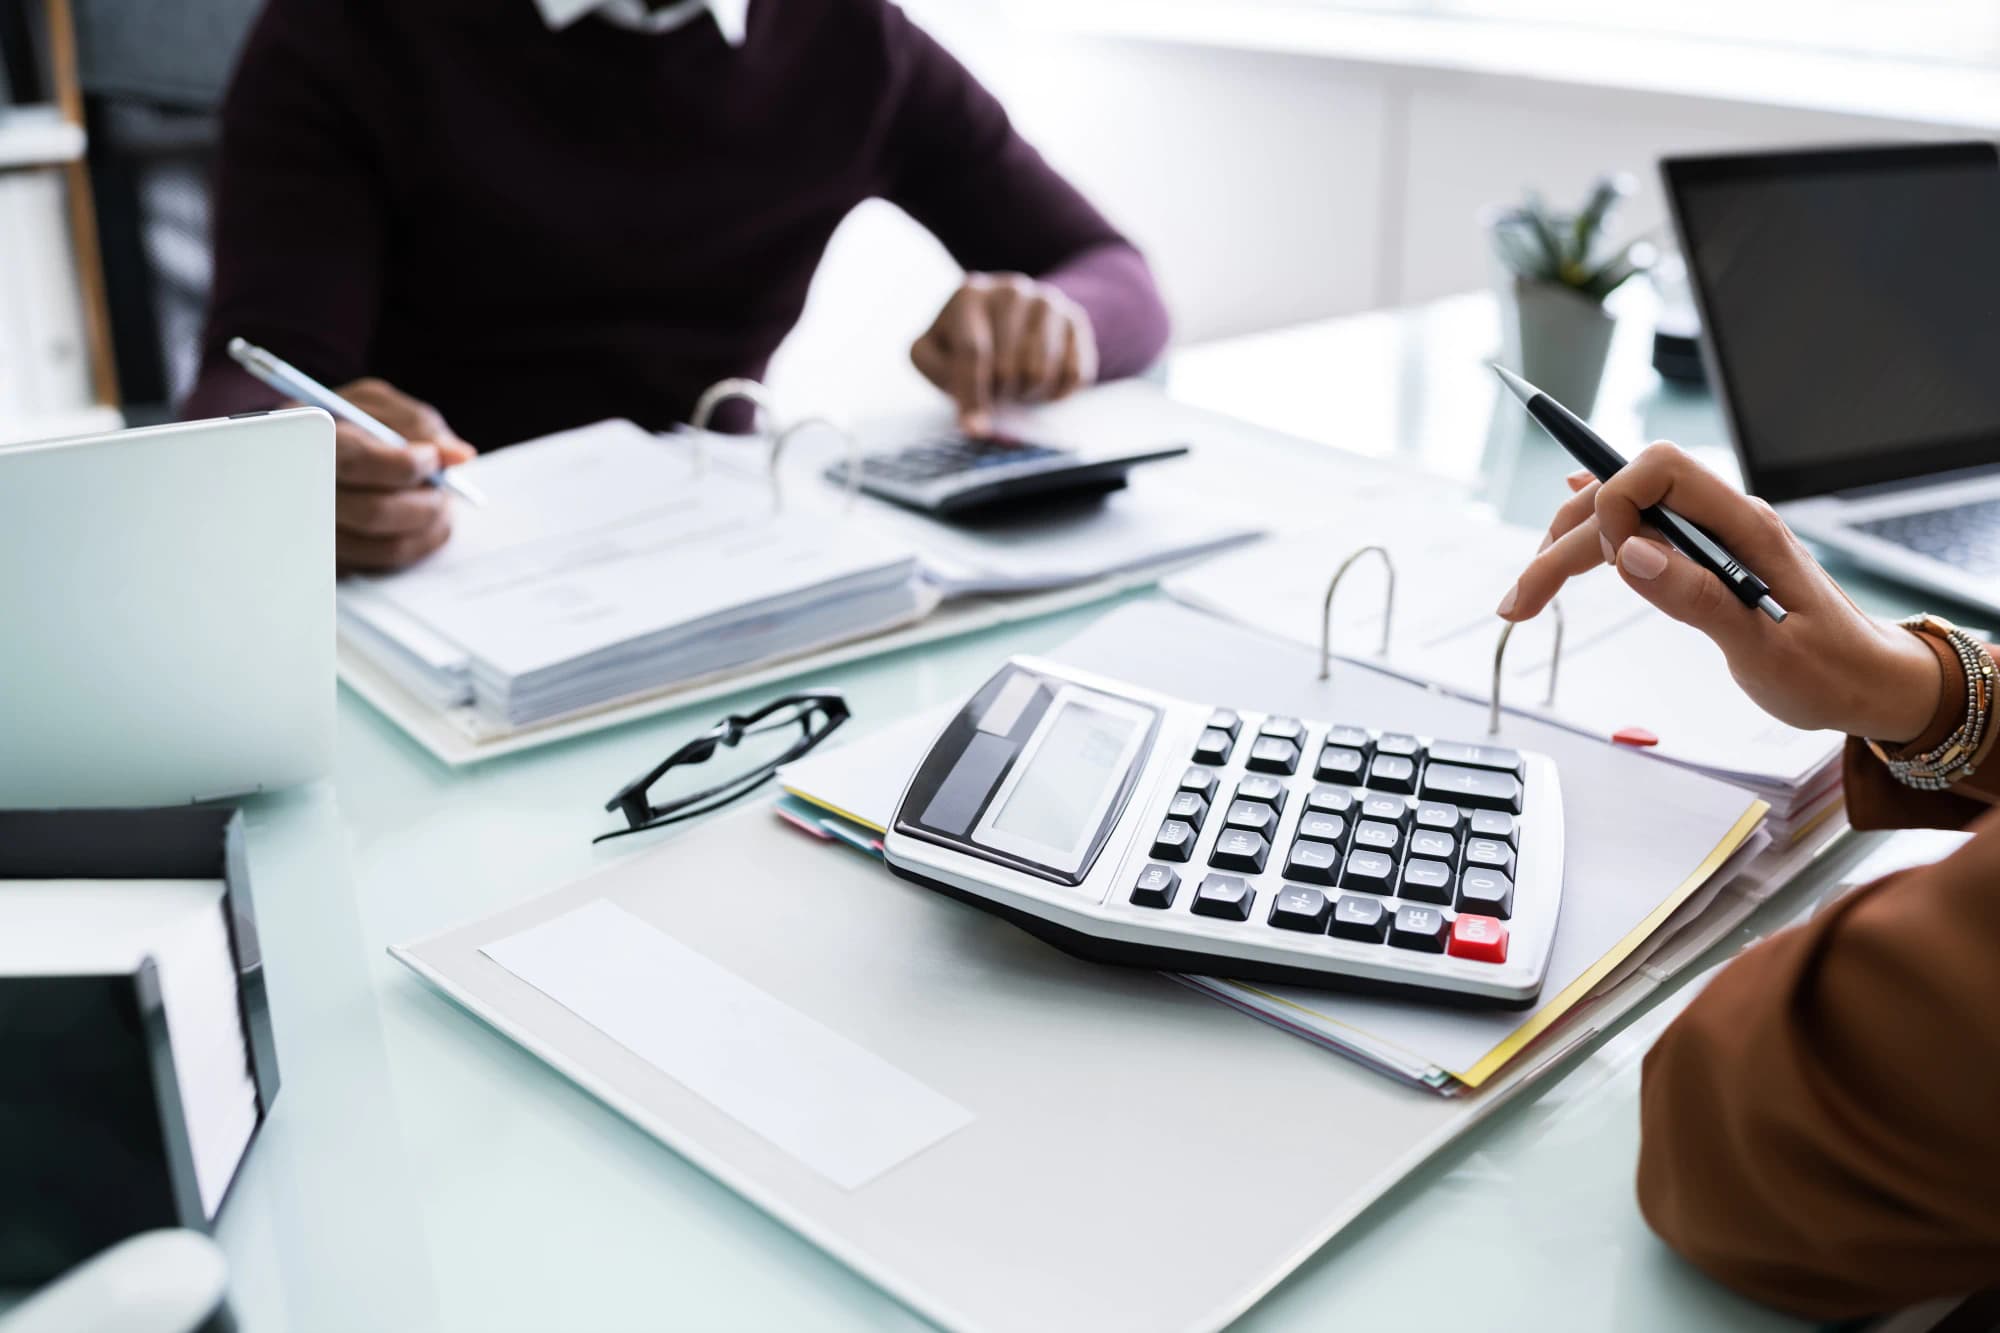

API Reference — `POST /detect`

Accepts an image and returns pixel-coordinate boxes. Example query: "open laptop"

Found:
[1663,142,2000,618]
[0,409,335,807]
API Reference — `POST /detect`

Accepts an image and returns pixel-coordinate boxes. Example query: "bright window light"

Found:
[1329,0,2000,67]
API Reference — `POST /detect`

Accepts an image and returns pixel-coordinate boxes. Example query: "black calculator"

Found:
[827,434,1188,516]
[883,658,1565,1007]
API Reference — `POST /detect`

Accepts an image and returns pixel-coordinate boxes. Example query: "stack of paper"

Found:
[1163,513,1845,832]
[775,598,1828,1096]
[338,421,931,728]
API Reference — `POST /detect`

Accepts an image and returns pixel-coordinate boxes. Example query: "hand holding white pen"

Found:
[228,339,487,571]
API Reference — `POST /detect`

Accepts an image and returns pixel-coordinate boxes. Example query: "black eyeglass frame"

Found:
[597,691,850,843]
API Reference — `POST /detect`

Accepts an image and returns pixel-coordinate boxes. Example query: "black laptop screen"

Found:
[1664,143,2000,502]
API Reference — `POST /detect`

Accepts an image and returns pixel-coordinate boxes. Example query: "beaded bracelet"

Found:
[1872,615,1996,791]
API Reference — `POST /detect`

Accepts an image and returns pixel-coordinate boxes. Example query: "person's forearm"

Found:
[1041,242,1169,383]
[1637,820,2000,1316]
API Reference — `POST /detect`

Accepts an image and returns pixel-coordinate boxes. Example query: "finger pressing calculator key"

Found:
[884,659,1565,1008]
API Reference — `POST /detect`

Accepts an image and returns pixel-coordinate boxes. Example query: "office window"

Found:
[1333,0,2000,67]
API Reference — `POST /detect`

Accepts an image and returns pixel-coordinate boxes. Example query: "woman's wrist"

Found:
[1865,622,1949,746]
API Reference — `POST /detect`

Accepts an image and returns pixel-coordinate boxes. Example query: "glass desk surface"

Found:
[168,292,1987,1331]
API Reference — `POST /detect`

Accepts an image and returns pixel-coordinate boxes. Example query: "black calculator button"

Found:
[1420,763,1524,814]
[1425,740,1524,777]
[1315,746,1366,783]
[1365,754,1417,794]
[1377,732,1421,758]
[1258,715,1305,743]
[1389,905,1449,952]
[1131,865,1180,908]
[1167,791,1209,828]
[1469,809,1517,847]
[1295,812,1347,845]
[1352,819,1401,855]
[1399,858,1454,904]
[1415,802,1463,833]
[1207,709,1242,738]
[1330,894,1390,942]
[1408,829,1457,863]
[1210,829,1270,874]
[1223,799,1278,839]
[1234,775,1287,811]
[1246,737,1301,775]
[1465,838,1516,876]
[1458,868,1515,919]
[1152,820,1197,862]
[1324,725,1373,753]
[1341,850,1396,894]
[1269,885,1332,933]
[1179,766,1220,802]
[1193,729,1235,766]
[1360,794,1409,829]
[1192,874,1256,922]
[1305,785,1355,816]
[1283,840,1341,885]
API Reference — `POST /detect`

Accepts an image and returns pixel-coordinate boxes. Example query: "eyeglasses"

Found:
[597,692,850,843]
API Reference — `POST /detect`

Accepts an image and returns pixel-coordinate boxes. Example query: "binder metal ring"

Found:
[1318,545,1395,682]
[774,415,864,511]
[691,381,861,513]
[1489,597,1564,736]
[689,378,779,481]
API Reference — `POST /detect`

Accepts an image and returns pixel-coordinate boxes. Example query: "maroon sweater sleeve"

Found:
[876,8,1169,380]
[180,0,389,420]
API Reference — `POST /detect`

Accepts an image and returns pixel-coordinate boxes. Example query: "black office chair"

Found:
[72,0,259,423]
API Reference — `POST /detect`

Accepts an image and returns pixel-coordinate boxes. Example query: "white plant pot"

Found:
[1500,278,1616,418]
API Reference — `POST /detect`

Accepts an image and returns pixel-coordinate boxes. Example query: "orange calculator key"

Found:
[1447,914,1509,963]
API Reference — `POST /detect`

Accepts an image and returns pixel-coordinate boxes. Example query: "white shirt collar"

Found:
[532,0,747,45]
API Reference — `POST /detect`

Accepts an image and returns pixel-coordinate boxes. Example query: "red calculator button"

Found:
[1448,914,1509,963]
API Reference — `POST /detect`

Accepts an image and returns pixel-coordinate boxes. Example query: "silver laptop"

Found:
[1663,142,2000,618]
[0,410,335,807]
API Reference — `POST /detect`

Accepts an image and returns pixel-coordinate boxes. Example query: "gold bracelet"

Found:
[1866,615,1996,791]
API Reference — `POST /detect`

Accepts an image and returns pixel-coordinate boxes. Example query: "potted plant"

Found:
[1488,174,1657,418]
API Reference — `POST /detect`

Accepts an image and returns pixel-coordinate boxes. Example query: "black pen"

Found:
[1493,365,1787,623]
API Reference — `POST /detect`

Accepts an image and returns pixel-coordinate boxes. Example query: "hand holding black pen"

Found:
[1494,366,1785,622]
[1489,375,1949,744]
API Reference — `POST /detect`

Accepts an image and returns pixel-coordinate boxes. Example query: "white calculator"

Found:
[884,658,1565,1007]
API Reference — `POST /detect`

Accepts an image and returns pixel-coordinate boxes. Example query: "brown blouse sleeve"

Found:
[1636,808,2000,1317]
[1844,636,2000,830]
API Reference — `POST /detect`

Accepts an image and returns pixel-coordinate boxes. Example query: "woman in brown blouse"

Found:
[1496,442,2000,1318]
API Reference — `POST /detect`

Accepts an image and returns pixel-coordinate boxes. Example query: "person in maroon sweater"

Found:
[183,0,1170,571]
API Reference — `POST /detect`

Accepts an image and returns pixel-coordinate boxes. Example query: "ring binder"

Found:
[1317,545,1395,682]
[1489,598,1564,735]
[690,379,860,510]
[689,378,776,480]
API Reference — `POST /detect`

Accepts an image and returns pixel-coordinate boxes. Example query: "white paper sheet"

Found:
[353,422,919,682]
[482,899,973,1190]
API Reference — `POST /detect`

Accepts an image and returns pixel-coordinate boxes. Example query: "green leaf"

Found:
[1519,192,1568,274]
[1579,237,1658,300]
[1572,173,1636,257]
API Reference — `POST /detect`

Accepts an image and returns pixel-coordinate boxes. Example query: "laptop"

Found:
[0,409,335,808]
[1662,142,2000,619]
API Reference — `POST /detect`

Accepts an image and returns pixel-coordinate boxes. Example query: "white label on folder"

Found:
[482,899,973,1189]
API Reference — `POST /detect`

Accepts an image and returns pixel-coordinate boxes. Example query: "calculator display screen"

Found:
[989,702,1139,856]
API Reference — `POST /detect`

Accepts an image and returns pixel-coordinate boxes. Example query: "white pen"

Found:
[227,337,488,507]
